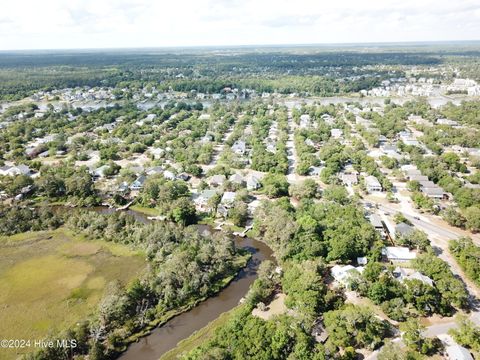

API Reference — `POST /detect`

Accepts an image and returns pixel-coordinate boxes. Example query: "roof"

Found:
[195,189,217,201]
[445,345,473,360]
[369,214,383,228]
[421,187,444,196]
[229,173,244,183]
[395,222,414,237]
[209,174,226,184]
[382,247,417,261]
[221,191,236,203]
[407,271,434,287]
[331,265,364,285]
[409,175,429,182]
[365,175,382,188]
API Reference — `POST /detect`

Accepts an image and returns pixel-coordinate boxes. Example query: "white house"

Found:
[246,175,261,190]
[331,265,364,286]
[330,128,343,139]
[232,140,246,155]
[0,164,32,177]
[365,175,382,193]
[382,247,417,262]
[193,189,218,212]
[445,345,473,360]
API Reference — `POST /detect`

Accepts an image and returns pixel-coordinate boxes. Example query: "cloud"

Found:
[0,0,479,49]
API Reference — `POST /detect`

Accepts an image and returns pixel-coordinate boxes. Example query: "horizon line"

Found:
[1,39,480,53]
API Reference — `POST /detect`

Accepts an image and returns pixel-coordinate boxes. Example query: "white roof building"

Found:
[365,175,382,193]
[445,345,473,360]
[331,265,364,286]
[382,247,417,262]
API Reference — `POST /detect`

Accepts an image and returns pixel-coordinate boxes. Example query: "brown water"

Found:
[119,235,273,360]
[88,208,273,360]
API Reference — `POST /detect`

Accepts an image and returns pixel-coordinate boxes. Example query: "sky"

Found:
[0,0,480,50]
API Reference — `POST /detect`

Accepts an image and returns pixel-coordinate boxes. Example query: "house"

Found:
[445,345,473,360]
[116,181,130,194]
[218,191,236,218]
[193,189,218,212]
[199,114,211,120]
[266,142,276,153]
[146,166,163,176]
[163,170,176,180]
[232,140,246,155]
[437,118,459,127]
[309,166,323,176]
[408,174,429,182]
[201,134,214,143]
[305,139,315,147]
[130,175,146,190]
[0,164,32,177]
[341,173,358,186]
[150,148,165,159]
[331,265,364,286]
[406,271,434,286]
[208,174,226,187]
[421,186,446,199]
[382,246,417,262]
[299,114,311,128]
[357,257,368,265]
[229,173,245,185]
[91,165,110,179]
[177,173,191,181]
[368,213,383,229]
[365,175,382,193]
[395,222,415,238]
[311,319,329,343]
[246,175,261,190]
[330,128,343,139]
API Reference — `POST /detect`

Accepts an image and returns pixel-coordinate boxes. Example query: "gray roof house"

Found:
[130,175,147,190]
[232,140,246,155]
[395,222,415,238]
[193,189,218,211]
[246,175,261,190]
[445,345,473,360]
[0,164,32,177]
[365,175,382,193]
[208,174,226,187]
[229,173,245,185]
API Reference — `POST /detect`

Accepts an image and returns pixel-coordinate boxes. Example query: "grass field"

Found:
[0,229,146,359]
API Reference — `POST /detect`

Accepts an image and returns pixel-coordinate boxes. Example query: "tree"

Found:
[228,201,248,227]
[449,315,480,353]
[377,341,423,360]
[407,180,421,192]
[442,206,466,228]
[261,173,289,198]
[397,229,430,251]
[170,197,196,225]
[207,193,222,215]
[289,179,318,200]
[323,185,349,205]
[324,305,389,350]
[464,206,480,232]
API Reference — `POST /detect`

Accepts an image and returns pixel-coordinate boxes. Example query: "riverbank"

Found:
[119,252,250,352]
[160,307,238,360]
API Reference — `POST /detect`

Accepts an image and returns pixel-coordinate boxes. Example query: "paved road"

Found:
[378,204,461,240]
[286,110,299,184]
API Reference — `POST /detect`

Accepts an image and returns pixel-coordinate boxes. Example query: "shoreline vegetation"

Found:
[0,205,252,360]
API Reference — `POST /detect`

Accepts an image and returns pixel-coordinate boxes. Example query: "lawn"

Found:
[0,229,146,359]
